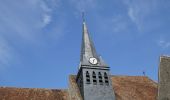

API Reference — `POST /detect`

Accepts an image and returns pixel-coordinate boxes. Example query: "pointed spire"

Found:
[80,14,107,67]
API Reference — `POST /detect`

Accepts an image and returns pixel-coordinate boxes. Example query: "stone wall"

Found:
[158,56,170,100]
[68,75,83,100]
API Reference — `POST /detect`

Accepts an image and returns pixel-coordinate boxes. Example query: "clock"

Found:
[89,57,98,65]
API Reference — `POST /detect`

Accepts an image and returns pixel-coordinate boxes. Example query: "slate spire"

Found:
[80,14,107,67]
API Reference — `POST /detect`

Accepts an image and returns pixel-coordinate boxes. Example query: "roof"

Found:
[0,87,68,100]
[0,75,157,100]
[111,76,157,100]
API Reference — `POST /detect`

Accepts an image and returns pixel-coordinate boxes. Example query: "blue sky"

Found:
[0,0,170,89]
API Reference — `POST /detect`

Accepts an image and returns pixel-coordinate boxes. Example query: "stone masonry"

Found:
[158,56,170,100]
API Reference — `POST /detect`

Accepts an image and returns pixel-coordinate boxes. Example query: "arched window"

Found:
[92,71,97,85]
[104,72,109,85]
[98,72,103,85]
[86,71,90,84]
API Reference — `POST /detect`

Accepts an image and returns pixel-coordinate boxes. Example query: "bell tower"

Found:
[76,15,115,100]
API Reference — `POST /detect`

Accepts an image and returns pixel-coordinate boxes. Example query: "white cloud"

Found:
[0,1,43,39]
[95,15,129,36]
[42,14,52,27]
[0,0,62,40]
[0,38,13,69]
[158,40,170,49]
[0,0,62,68]
[40,1,52,12]
[110,15,128,33]
[123,0,158,31]
[128,7,137,23]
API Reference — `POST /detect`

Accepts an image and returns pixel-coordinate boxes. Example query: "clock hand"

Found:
[93,59,95,63]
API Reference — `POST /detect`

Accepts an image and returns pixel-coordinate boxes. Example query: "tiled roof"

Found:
[111,76,157,100]
[0,75,157,100]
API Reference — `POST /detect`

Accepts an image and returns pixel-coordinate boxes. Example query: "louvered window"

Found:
[86,71,90,84]
[98,72,103,85]
[92,71,97,85]
[104,72,109,85]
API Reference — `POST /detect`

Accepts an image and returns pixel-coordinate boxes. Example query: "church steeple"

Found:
[80,14,107,67]
[76,15,115,100]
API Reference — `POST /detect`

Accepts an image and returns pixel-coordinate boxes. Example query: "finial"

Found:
[82,12,85,22]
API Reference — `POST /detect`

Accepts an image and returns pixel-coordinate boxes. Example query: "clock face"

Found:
[89,57,98,65]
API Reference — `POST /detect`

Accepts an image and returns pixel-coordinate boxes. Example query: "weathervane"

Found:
[143,70,146,76]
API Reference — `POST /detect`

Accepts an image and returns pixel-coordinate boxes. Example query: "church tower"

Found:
[76,16,115,100]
